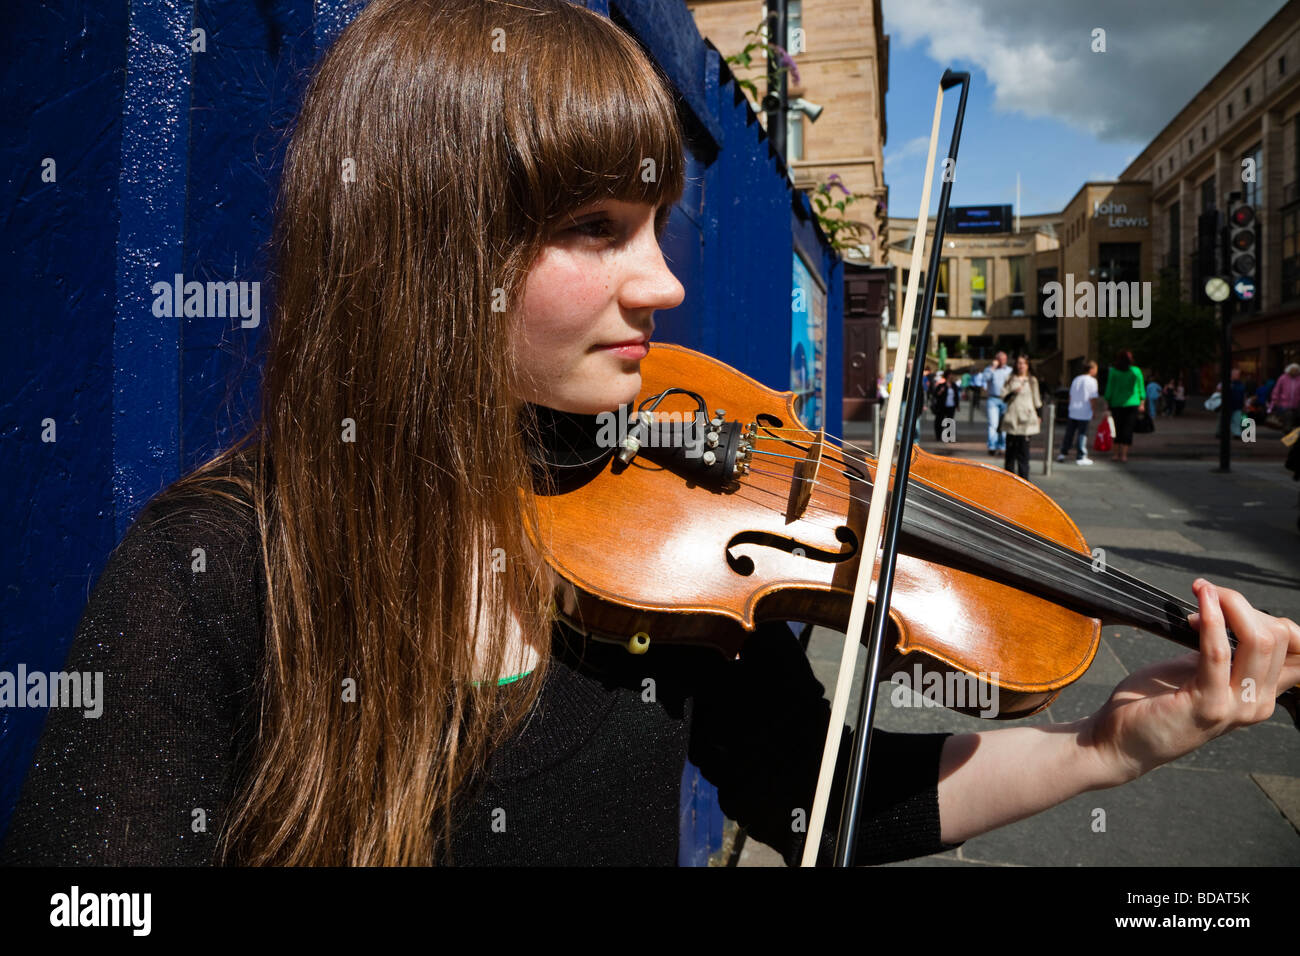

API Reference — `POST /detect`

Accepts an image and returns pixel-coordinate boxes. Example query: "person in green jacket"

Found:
[1103,349,1146,463]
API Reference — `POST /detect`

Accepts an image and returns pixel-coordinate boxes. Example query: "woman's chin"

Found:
[537,386,641,417]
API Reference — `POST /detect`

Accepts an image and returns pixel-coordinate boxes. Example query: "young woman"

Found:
[1103,350,1146,463]
[3,0,1298,867]
[999,355,1042,479]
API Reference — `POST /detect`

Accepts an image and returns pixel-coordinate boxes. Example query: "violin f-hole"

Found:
[725,525,858,576]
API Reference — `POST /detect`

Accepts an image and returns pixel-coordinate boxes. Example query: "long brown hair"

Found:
[161,0,684,864]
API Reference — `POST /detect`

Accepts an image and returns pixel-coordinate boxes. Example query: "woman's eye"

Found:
[570,217,615,238]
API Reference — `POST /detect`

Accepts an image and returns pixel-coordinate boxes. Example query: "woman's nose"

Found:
[623,232,685,312]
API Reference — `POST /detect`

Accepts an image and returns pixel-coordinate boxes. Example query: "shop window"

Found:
[1008,256,1026,315]
[1283,207,1300,302]
[786,0,803,53]
[1243,143,1262,208]
[1098,242,1141,284]
[1036,267,1058,350]
[970,258,987,316]
[934,260,949,316]
[1168,200,1180,270]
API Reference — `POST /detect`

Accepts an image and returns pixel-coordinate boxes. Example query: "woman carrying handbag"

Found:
[999,354,1042,479]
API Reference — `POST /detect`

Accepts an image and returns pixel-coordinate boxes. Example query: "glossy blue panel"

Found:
[1,0,845,861]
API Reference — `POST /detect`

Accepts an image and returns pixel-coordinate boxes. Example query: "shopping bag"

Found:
[1094,414,1114,452]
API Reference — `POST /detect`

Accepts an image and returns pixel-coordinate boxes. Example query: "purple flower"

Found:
[771,44,801,85]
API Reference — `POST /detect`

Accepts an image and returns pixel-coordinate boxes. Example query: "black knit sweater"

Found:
[1,472,960,866]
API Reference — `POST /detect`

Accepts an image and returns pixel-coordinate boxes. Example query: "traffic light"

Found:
[1227,199,1259,307]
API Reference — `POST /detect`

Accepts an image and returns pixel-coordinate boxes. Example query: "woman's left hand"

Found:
[1084,578,1300,785]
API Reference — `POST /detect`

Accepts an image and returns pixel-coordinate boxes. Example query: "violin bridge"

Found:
[784,428,824,524]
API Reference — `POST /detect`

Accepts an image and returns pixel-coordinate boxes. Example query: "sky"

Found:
[881,0,1288,221]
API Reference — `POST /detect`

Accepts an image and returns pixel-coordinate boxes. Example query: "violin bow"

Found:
[800,70,971,867]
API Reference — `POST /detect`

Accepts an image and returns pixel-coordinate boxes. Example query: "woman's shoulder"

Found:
[120,453,260,582]
[98,449,265,665]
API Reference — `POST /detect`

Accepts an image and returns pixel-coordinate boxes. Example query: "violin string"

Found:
[747,458,1218,650]
[754,427,1204,621]
[812,432,1205,621]
[740,443,1209,642]
[821,453,1207,632]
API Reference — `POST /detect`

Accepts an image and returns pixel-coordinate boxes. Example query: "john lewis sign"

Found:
[1092,200,1149,228]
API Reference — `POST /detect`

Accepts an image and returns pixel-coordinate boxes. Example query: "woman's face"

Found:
[513,198,685,414]
[1015,356,1029,375]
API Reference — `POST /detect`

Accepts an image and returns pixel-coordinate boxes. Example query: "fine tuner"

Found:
[613,399,758,485]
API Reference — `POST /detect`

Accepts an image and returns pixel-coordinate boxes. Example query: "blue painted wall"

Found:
[0,0,844,863]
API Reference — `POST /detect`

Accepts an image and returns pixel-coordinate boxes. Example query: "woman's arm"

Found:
[688,621,959,866]
[934,579,1300,845]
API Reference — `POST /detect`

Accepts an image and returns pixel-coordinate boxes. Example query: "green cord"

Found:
[471,670,534,687]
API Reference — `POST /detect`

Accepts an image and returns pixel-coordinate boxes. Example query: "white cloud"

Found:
[885,134,931,167]
[885,0,1286,142]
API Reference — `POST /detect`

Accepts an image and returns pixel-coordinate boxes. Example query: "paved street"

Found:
[733,402,1300,866]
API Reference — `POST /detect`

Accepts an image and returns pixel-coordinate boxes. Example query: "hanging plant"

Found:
[810,174,879,255]
[723,22,800,102]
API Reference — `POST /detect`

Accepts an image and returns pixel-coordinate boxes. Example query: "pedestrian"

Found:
[1000,354,1042,479]
[930,368,960,444]
[1103,350,1146,463]
[1217,369,1247,439]
[1163,379,1176,417]
[1255,378,1274,411]
[983,350,1012,456]
[1144,373,1162,432]
[1230,369,1246,415]
[1174,377,1186,416]
[1269,363,1300,431]
[2,0,1297,870]
[1057,359,1098,465]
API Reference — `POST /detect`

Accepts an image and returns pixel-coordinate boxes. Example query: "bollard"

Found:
[1043,403,1055,476]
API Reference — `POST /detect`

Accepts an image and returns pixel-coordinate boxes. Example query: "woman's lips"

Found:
[599,342,649,359]
[596,338,650,359]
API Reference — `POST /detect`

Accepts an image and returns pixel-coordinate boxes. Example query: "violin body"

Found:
[528,343,1103,721]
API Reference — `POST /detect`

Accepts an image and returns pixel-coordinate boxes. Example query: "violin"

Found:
[526,341,1299,723]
